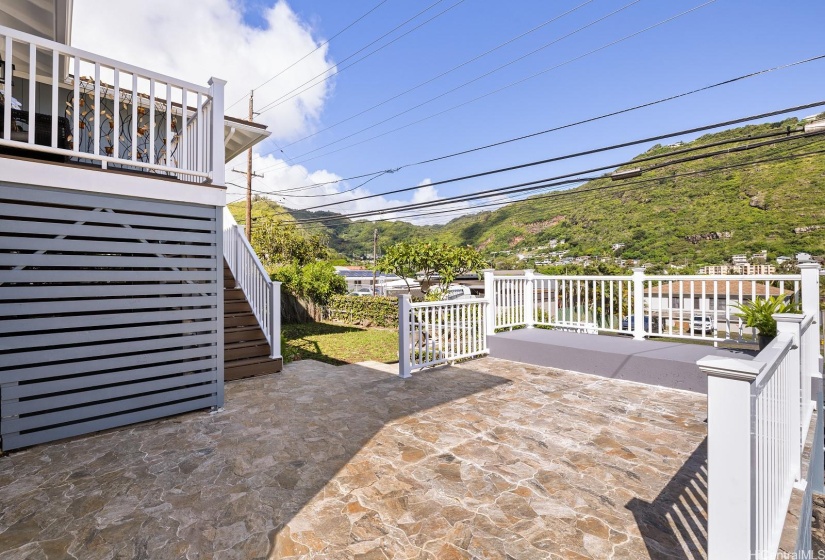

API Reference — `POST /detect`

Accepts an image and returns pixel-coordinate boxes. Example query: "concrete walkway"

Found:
[0,358,708,559]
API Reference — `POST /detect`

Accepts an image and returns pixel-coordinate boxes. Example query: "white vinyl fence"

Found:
[699,311,821,559]
[0,24,224,184]
[223,208,281,360]
[486,267,811,345]
[397,295,489,377]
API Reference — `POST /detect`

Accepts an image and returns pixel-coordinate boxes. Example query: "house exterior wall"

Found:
[0,180,224,450]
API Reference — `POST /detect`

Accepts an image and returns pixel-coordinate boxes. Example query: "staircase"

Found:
[224,261,283,381]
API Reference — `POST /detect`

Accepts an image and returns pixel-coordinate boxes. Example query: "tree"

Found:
[271,261,347,306]
[251,217,328,268]
[377,242,488,298]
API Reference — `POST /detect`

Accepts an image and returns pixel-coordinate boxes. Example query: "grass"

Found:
[282,321,399,366]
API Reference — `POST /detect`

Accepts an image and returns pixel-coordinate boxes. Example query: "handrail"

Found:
[222,208,281,360]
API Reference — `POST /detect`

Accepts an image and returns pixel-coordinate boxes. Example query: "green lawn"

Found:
[282,321,399,366]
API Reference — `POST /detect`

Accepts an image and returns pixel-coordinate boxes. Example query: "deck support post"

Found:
[483,269,496,336]
[270,280,282,360]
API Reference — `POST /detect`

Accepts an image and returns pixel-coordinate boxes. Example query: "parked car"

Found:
[692,315,715,333]
[349,287,374,297]
[620,316,657,331]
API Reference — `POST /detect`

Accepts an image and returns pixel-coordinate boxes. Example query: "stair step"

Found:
[225,340,271,360]
[224,288,244,299]
[225,356,283,381]
[225,312,260,328]
[225,300,252,314]
[225,325,266,343]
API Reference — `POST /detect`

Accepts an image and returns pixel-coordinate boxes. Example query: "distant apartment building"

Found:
[731,254,749,265]
[752,250,768,262]
[776,256,792,265]
[797,252,813,263]
[699,264,776,275]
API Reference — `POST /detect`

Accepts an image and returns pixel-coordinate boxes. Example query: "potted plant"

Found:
[732,295,801,350]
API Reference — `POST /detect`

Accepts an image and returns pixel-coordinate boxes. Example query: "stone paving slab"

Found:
[0,357,707,559]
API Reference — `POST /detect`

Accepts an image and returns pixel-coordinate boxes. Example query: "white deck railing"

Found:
[398,295,489,378]
[0,24,224,184]
[485,267,814,345]
[223,208,281,360]
[699,312,821,559]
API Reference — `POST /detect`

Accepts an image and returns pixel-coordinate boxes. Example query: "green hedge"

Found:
[326,295,398,328]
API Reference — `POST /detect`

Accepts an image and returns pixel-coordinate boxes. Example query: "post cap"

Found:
[697,355,764,381]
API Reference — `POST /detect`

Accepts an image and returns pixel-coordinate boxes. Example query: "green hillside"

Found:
[238,116,825,266]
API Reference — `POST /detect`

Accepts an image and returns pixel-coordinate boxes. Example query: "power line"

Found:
[276,0,598,150]
[290,130,825,224]
[254,0,464,116]
[244,55,825,196]
[259,0,719,171]
[296,100,825,213]
[225,0,390,114]
[291,147,825,229]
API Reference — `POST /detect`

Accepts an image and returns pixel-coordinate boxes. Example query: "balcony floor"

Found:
[0,357,708,559]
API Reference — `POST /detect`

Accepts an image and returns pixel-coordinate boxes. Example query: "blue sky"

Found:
[228,0,825,220]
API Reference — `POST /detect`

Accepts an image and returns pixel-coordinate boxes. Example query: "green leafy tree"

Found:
[251,217,328,267]
[377,242,488,298]
[271,261,347,306]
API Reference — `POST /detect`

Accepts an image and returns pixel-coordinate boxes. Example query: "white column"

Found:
[799,262,821,375]
[208,77,227,186]
[398,294,412,378]
[524,269,535,328]
[776,313,804,480]
[698,354,764,559]
[632,267,646,340]
[483,269,496,336]
[270,280,282,360]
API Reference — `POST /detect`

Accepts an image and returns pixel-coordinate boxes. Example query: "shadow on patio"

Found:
[626,437,708,560]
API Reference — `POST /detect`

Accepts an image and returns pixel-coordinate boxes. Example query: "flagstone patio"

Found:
[0,357,708,559]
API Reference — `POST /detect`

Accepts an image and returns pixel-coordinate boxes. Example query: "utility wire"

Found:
[291,130,824,224]
[225,0,390,113]
[259,0,718,171]
[246,55,825,196]
[277,0,597,149]
[291,147,825,229]
[297,100,825,212]
[254,0,463,115]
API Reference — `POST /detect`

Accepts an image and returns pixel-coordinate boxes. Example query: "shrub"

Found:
[326,295,398,328]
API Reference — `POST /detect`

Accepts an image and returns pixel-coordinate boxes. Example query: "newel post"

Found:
[632,267,646,340]
[698,354,764,559]
[208,77,226,186]
[799,262,821,380]
[524,269,535,328]
[483,269,496,336]
[270,280,282,360]
[398,294,412,379]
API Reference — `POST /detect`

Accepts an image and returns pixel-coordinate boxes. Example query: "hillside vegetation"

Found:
[236,116,825,265]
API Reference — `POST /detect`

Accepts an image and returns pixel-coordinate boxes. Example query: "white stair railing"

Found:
[222,208,281,360]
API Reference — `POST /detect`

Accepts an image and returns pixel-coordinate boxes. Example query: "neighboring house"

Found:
[0,3,274,450]
[333,267,419,295]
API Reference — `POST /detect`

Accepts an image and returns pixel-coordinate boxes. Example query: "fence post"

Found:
[524,269,535,328]
[632,267,646,340]
[483,269,496,336]
[398,294,412,378]
[270,280,282,360]
[698,354,762,559]
[776,313,804,481]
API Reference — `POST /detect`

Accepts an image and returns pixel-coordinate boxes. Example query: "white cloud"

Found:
[231,159,470,225]
[72,0,334,140]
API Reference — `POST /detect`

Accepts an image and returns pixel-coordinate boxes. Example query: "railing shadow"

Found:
[626,437,708,559]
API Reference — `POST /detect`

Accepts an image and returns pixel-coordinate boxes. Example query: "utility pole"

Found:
[372,228,378,295]
[245,90,254,241]
[230,89,263,241]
